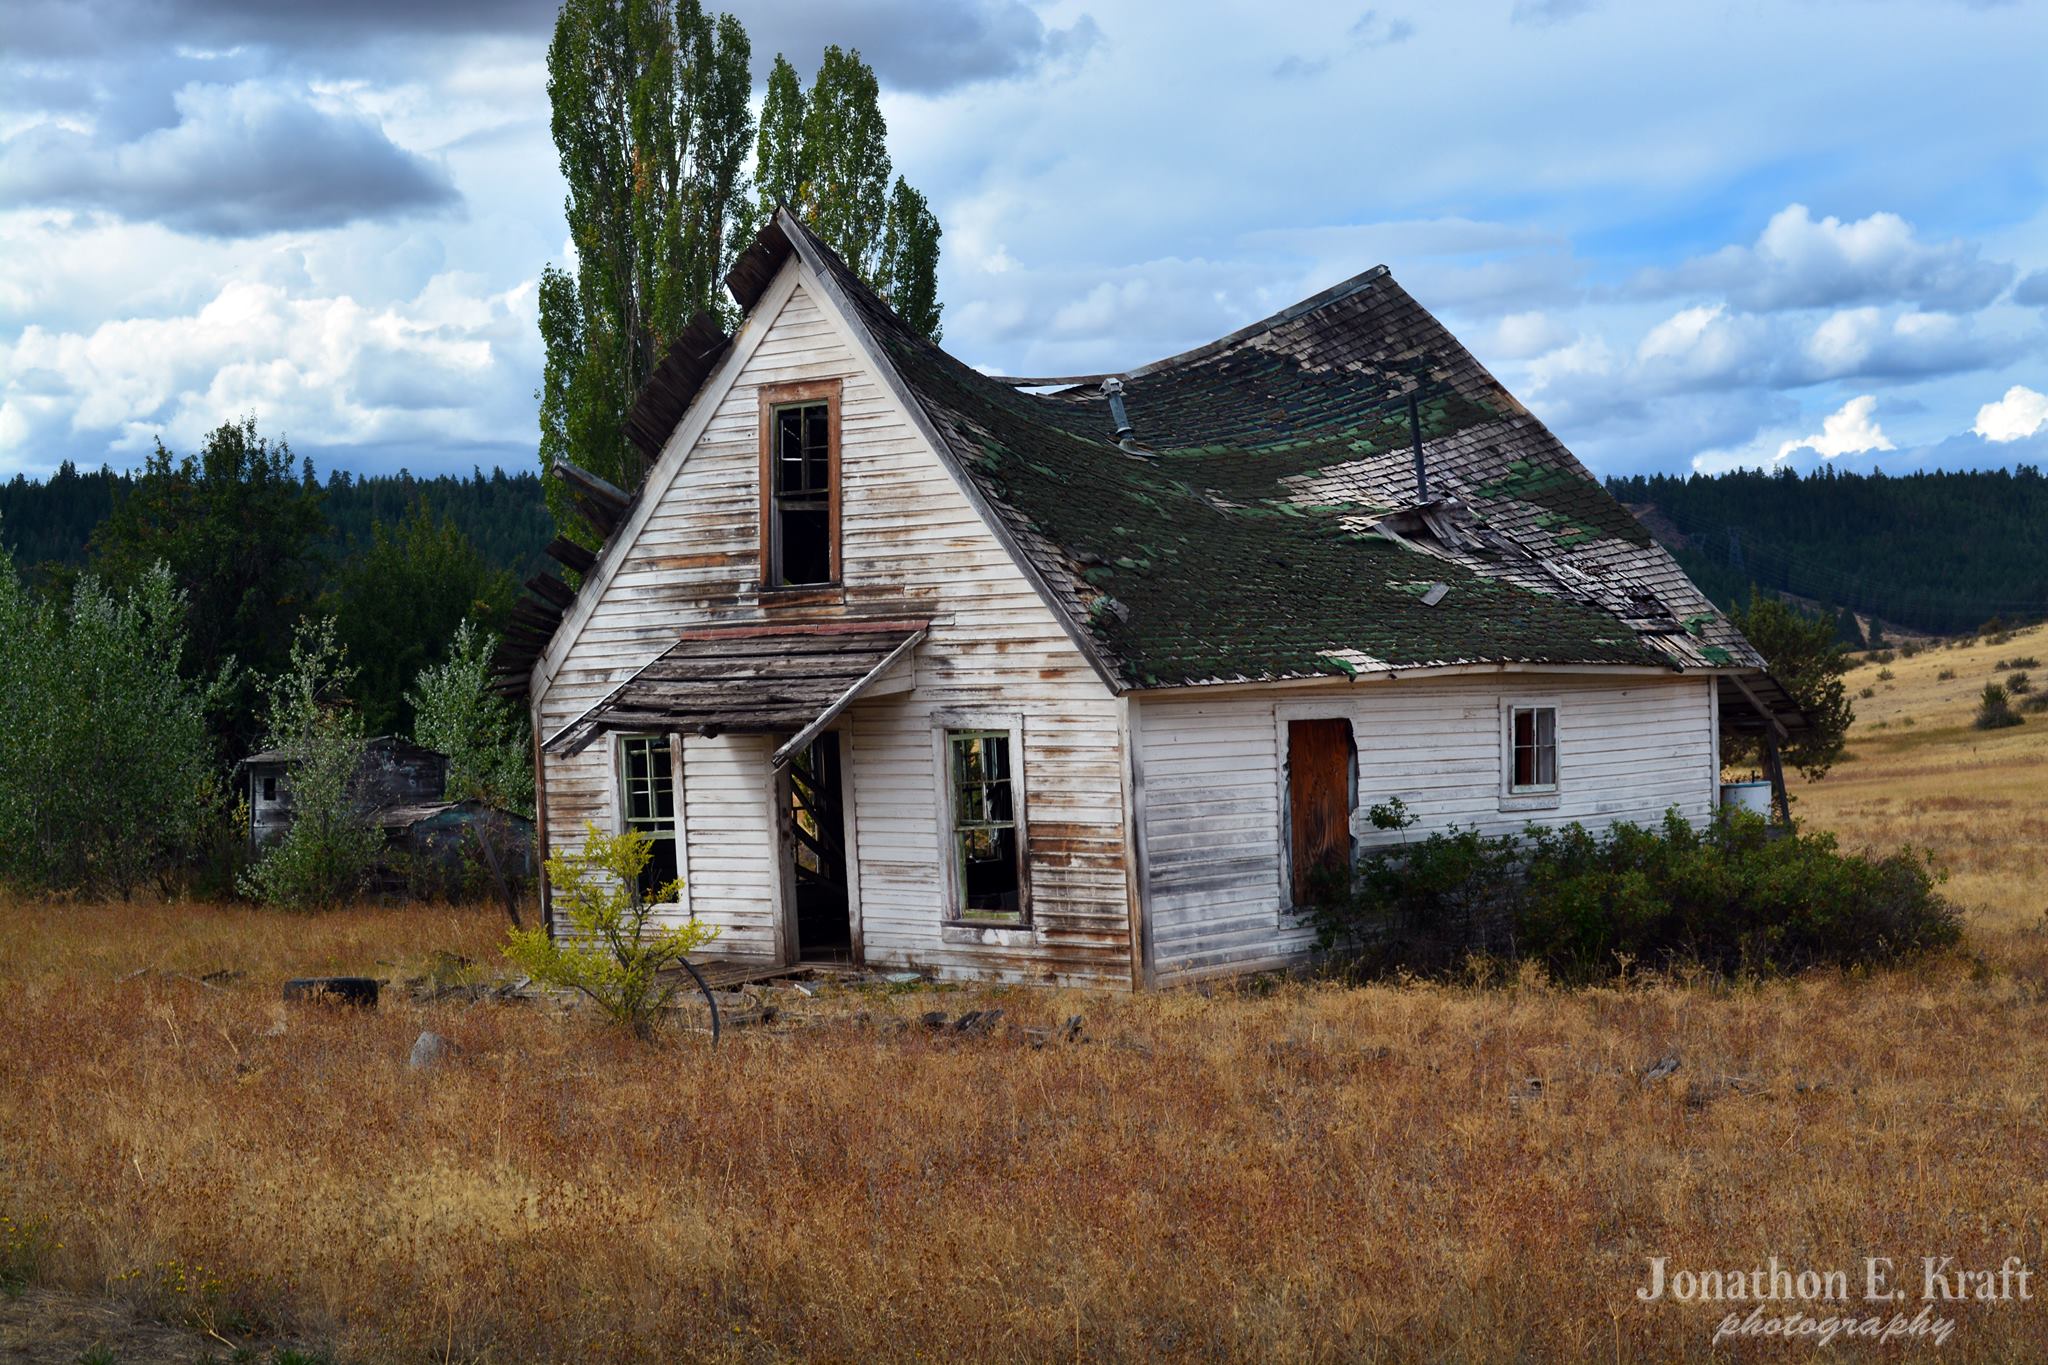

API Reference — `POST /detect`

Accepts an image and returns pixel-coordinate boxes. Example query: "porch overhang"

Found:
[1715,669,1811,742]
[542,619,928,760]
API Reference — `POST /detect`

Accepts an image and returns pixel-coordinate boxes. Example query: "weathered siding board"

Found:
[534,268,1132,985]
[1137,674,1715,982]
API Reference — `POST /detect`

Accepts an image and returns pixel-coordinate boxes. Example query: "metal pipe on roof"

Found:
[1100,377,1155,458]
[1408,390,1428,502]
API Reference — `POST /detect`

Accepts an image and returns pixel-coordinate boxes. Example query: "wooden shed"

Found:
[503,210,1803,988]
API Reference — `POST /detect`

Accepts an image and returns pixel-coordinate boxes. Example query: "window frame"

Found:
[615,733,684,908]
[1500,699,1562,809]
[932,717,1031,929]
[756,378,843,596]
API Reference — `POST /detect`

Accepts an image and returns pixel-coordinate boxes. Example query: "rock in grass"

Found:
[408,1031,458,1070]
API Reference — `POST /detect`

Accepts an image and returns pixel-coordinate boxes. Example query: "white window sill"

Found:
[940,922,1036,948]
[1500,790,1561,813]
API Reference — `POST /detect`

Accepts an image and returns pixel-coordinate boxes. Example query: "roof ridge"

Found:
[1123,264,1391,378]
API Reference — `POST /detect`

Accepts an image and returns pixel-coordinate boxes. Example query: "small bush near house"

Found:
[1876,667,1895,682]
[2007,670,2033,695]
[1859,685,1877,699]
[504,823,717,1040]
[1975,683,2026,731]
[1310,809,1958,984]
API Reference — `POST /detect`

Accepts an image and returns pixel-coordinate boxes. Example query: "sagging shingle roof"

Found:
[768,211,1764,689]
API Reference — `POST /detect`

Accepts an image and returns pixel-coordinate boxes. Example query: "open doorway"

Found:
[783,733,853,962]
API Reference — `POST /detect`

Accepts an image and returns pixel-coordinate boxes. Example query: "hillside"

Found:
[1791,620,2048,929]
[1608,465,2048,636]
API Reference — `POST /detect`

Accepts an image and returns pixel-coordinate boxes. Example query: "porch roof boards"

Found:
[541,620,929,759]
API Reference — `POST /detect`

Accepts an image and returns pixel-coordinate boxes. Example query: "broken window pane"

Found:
[948,730,1022,922]
[770,400,833,586]
[619,735,679,902]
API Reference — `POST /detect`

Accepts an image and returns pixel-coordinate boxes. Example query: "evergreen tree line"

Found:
[0,419,547,749]
[2,458,552,584]
[1607,464,2048,636]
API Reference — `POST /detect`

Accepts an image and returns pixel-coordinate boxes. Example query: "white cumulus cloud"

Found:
[1777,394,1895,461]
[1973,385,2048,443]
[1635,204,2015,312]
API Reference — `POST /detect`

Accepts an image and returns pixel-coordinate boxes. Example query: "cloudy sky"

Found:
[3,0,2046,483]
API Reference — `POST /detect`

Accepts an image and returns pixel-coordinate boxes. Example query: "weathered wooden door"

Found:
[1287,719,1355,905]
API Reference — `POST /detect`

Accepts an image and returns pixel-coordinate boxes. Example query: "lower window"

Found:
[946,730,1023,923]
[1509,705,1558,792]
[619,735,679,903]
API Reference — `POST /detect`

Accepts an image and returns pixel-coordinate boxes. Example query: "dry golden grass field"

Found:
[3,625,2047,1363]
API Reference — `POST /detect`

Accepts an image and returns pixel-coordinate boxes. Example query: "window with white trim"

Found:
[945,730,1024,923]
[1507,705,1558,793]
[619,735,679,903]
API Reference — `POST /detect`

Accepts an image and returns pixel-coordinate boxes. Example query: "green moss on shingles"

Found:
[813,245,1679,686]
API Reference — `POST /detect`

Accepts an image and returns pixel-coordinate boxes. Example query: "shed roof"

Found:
[543,620,927,758]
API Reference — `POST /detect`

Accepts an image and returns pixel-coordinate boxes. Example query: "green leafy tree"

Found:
[1728,592,1854,780]
[753,46,944,338]
[878,177,944,340]
[87,416,326,752]
[539,0,754,533]
[797,45,892,277]
[409,620,534,816]
[331,503,517,736]
[239,619,381,909]
[0,551,225,895]
[505,822,718,1039]
[410,620,536,925]
[540,13,946,543]
[751,54,807,222]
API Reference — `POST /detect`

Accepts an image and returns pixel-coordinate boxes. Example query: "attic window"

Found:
[759,380,841,590]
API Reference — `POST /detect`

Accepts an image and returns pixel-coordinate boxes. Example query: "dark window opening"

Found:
[1511,706,1558,791]
[772,401,833,586]
[948,731,1021,922]
[261,776,277,803]
[620,735,679,903]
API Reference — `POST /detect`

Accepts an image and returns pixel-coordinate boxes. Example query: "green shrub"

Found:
[1975,683,2025,731]
[1312,809,1958,984]
[505,823,718,1039]
[0,555,227,895]
[2007,670,2033,695]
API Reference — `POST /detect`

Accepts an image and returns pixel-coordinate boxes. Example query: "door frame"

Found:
[773,723,863,966]
[1273,702,1359,913]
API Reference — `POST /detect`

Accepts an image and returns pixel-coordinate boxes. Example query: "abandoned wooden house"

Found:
[500,209,1806,988]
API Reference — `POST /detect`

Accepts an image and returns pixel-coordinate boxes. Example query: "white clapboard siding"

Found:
[1136,674,1716,983]
[534,266,1132,986]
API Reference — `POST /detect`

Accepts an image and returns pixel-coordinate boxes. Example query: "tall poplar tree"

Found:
[541,11,944,541]
[751,46,943,340]
[538,0,752,535]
